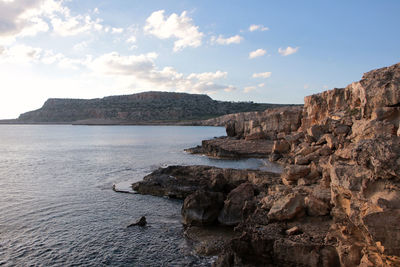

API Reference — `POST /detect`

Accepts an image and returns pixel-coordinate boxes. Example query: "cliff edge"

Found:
[134,62,400,266]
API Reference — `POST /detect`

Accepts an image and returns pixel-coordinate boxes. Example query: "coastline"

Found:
[131,62,400,266]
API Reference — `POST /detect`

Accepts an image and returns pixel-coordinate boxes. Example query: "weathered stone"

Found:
[281,165,311,185]
[305,196,331,216]
[127,216,147,227]
[272,139,290,154]
[307,124,326,140]
[269,153,281,162]
[218,183,255,226]
[134,62,400,266]
[286,226,301,235]
[182,190,224,226]
[132,165,278,198]
[225,120,237,137]
[267,193,305,221]
[284,132,305,144]
[371,106,400,121]
[295,155,310,165]
[362,210,400,256]
[333,124,351,136]
[318,144,333,156]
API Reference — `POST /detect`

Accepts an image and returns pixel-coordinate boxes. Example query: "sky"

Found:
[0,0,399,119]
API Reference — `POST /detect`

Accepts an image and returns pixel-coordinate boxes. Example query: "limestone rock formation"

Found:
[134,62,400,266]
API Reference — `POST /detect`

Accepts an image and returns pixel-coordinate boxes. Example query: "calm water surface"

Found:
[0,125,280,266]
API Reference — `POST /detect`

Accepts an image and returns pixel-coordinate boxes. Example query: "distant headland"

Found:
[0,91,298,125]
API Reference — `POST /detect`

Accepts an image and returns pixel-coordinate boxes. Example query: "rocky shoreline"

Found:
[133,63,400,266]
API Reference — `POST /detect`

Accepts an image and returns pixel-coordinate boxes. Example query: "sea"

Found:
[0,125,281,266]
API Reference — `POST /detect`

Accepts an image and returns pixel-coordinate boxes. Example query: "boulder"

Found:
[307,124,326,140]
[272,139,290,154]
[218,183,255,226]
[281,165,311,185]
[286,226,302,235]
[127,216,147,227]
[182,190,224,226]
[305,196,331,216]
[267,193,305,221]
[362,210,400,256]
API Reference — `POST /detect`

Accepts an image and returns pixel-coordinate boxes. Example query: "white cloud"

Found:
[249,48,266,59]
[0,43,89,69]
[187,71,227,81]
[87,51,232,94]
[278,46,299,56]
[51,15,103,37]
[73,41,88,51]
[252,72,271,78]
[211,35,243,45]
[249,24,269,32]
[126,36,136,44]
[258,83,265,87]
[244,86,256,93]
[111,27,123,34]
[0,0,51,44]
[88,52,157,76]
[144,10,204,52]
[0,44,42,64]
[0,0,105,44]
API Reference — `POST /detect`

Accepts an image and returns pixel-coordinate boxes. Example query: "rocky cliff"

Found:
[17,91,286,124]
[134,62,400,266]
[216,62,400,266]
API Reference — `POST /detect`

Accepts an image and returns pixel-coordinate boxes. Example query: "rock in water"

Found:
[127,216,147,227]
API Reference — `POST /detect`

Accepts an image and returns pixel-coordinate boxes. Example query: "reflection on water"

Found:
[0,125,280,266]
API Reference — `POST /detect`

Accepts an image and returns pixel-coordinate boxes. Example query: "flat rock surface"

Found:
[186,137,274,158]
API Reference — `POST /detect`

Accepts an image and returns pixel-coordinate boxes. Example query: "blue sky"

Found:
[0,0,399,119]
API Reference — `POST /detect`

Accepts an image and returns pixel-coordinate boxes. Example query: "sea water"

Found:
[0,125,280,266]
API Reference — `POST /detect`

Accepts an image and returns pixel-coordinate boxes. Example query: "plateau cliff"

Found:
[17,91,287,124]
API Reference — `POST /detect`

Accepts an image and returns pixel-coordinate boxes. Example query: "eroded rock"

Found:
[182,190,224,226]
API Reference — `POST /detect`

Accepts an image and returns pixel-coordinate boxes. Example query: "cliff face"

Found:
[200,106,303,140]
[17,91,285,123]
[213,62,400,266]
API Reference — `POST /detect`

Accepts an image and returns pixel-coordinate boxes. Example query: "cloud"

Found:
[126,36,136,44]
[249,24,269,32]
[51,15,103,37]
[252,72,271,78]
[249,48,266,59]
[0,0,52,44]
[111,27,124,34]
[244,86,256,93]
[88,52,157,75]
[211,35,243,45]
[0,43,90,69]
[0,44,42,64]
[87,51,232,94]
[73,41,89,51]
[258,83,265,88]
[144,10,204,52]
[187,71,227,81]
[0,0,105,43]
[278,46,299,56]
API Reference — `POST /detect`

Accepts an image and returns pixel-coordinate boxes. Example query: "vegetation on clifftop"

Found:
[18,91,293,123]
